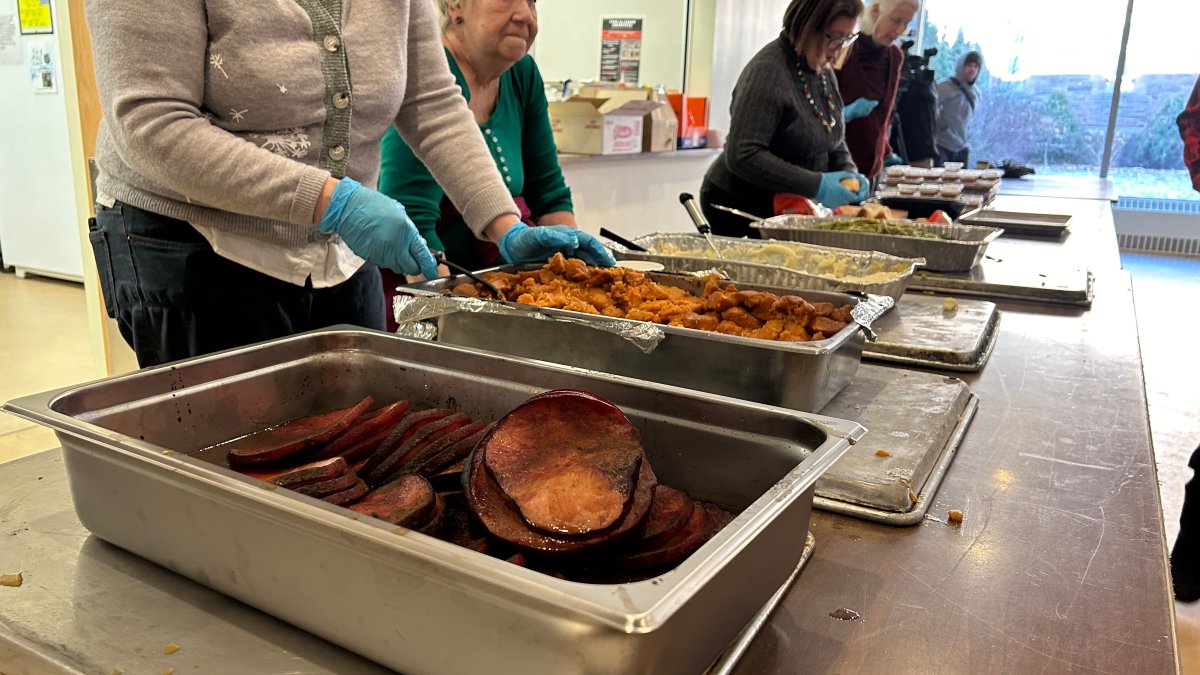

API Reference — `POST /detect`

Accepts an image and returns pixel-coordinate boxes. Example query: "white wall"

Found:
[559,151,718,239]
[709,0,791,135]
[535,0,689,90]
[0,0,85,280]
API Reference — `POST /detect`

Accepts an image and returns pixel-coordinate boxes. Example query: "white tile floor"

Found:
[0,258,1198,669]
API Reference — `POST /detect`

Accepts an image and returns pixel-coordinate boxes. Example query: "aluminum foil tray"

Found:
[398,265,894,413]
[605,232,923,303]
[2,328,863,675]
[753,214,1003,273]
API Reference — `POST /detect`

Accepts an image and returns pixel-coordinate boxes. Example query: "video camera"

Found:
[899,40,938,85]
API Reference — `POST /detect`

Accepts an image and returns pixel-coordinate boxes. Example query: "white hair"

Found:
[432,0,466,33]
[859,0,920,34]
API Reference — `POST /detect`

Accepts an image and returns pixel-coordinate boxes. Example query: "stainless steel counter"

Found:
[997,175,1119,202]
[0,190,1177,673]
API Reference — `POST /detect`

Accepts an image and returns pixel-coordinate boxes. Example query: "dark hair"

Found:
[964,51,983,67]
[783,0,865,56]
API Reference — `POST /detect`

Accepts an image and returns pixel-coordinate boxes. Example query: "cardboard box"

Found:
[612,100,678,153]
[577,86,651,107]
[668,93,710,149]
[548,97,644,155]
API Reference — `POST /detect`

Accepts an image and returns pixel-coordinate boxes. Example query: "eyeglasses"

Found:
[825,31,859,49]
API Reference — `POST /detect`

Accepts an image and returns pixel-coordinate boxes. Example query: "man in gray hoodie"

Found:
[935,51,983,166]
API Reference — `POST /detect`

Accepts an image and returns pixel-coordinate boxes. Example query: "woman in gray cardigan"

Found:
[700,0,869,238]
[86,0,611,367]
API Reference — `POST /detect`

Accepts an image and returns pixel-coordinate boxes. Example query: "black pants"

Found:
[938,146,970,167]
[89,202,385,368]
[698,179,772,240]
[1174,444,1200,591]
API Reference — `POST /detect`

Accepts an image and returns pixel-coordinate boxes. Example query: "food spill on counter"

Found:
[874,449,892,457]
[198,389,735,584]
[943,297,958,312]
[0,571,23,587]
[948,509,965,524]
[451,253,854,342]
[829,607,863,622]
[162,643,180,655]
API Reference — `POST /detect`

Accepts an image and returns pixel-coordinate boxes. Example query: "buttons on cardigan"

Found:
[333,92,350,109]
[502,166,509,173]
[328,145,346,161]
[323,35,341,52]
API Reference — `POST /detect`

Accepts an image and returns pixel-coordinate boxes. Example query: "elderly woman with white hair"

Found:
[835,0,920,181]
[378,0,607,303]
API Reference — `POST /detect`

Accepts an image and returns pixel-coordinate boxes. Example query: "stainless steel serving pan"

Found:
[398,266,894,413]
[753,214,1003,272]
[3,328,863,675]
[605,232,924,302]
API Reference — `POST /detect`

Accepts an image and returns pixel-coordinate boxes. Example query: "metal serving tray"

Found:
[2,328,863,675]
[753,214,1003,273]
[910,261,1095,307]
[865,293,1001,372]
[398,266,893,413]
[959,209,1073,238]
[605,232,924,303]
[816,364,979,525]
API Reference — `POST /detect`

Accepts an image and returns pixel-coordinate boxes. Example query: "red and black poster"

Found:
[600,18,642,85]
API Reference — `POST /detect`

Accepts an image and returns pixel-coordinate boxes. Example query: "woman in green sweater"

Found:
[380,0,589,292]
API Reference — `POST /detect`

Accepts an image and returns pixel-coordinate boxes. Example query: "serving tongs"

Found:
[599,227,649,252]
[434,251,504,299]
[678,193,726,261]
[710,203,765,224]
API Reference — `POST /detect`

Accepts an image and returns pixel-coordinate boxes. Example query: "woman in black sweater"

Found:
[700,0,868,238]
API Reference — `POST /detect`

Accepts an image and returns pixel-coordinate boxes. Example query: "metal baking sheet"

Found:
[753,214,1003,272]
[606,232,924,302]
[864,294,1000,372]
[399,266,893,413]
[909,258,1095,307]
[959,209,1073,238]
[704,532,815,675]
[3,328,864,675]
[815,364,979,525]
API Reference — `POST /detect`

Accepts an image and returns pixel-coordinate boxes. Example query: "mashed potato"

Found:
[652,240,912,284]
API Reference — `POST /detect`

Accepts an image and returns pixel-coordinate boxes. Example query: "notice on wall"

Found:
[0,14,21,65]
[28,40,56,93]
[599,18,642,86]
[17,0,53,34]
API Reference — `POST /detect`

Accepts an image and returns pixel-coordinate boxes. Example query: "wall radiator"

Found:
[1114,197,1200,257]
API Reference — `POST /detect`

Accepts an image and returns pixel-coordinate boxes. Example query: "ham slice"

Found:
[225,396,373,467]
[481,391,644,535]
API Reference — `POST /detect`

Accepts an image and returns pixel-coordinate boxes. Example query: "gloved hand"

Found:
[318,177,439,279]
[815,171,871,208]
[843,98,879,122]
[497,223,617,267]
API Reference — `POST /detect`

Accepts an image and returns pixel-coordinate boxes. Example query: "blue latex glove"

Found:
[318,177,439,279]
[497,223,617,267]
[815,171,870,208]
[843,98,880,122]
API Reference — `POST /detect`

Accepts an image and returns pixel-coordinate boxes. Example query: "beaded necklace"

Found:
[797,69,837,134]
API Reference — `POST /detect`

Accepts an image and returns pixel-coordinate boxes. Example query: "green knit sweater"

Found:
[379,50,572,267]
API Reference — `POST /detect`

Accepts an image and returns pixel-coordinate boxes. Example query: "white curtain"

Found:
[709,0,793,134]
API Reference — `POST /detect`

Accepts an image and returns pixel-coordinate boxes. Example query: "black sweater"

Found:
[705,35,857,200]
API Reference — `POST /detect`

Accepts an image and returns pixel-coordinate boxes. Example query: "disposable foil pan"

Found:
[2,328,863,675]
[605,232,924,303]
[398,266,894,413]
[753,214,1003,272]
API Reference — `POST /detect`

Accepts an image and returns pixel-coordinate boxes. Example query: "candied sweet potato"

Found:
[637,486,696,548]
[294,472,360,498]
[605,497,711,571]
[225,396,374,467]
[350,474,436,529]
[322,479,369,506]
[481,391,644,535]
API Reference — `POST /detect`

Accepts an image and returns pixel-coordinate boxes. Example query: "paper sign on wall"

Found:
[0,14,21,65]
[17,0,53,35]
[28,40,56,93]
[600,18,642,86]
